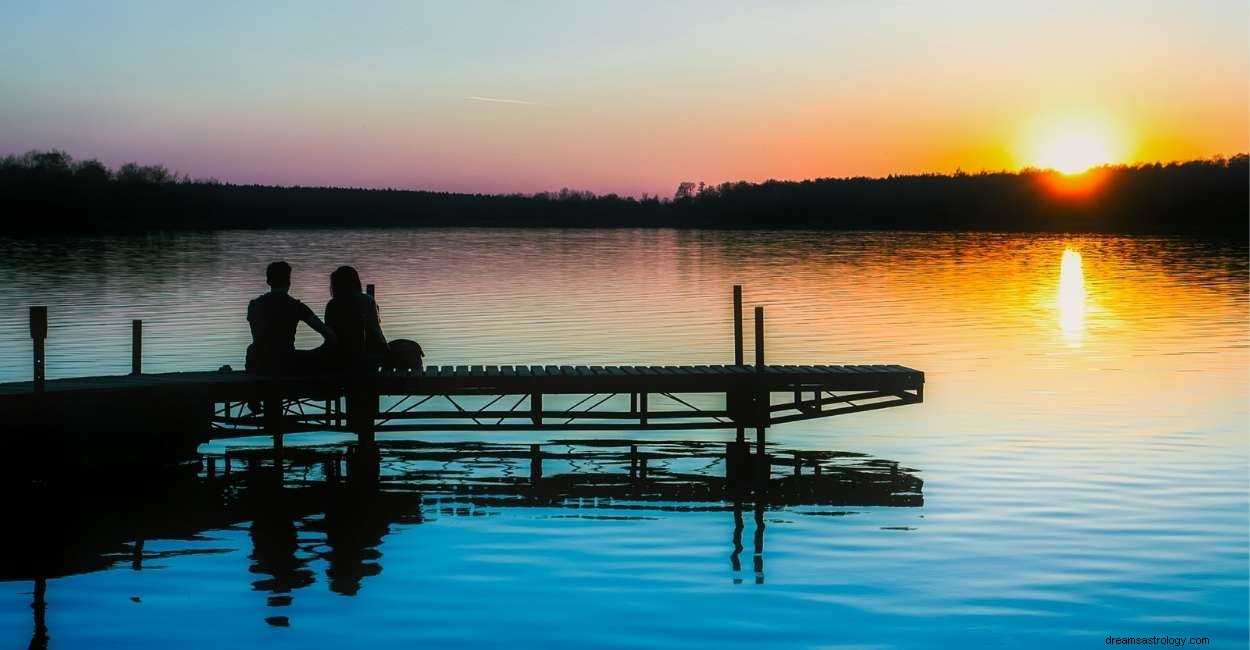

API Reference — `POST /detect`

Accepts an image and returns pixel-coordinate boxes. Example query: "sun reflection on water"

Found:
[1058,247,1086,342]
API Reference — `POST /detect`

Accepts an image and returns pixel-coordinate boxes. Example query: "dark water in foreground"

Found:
[0,229,1246,648]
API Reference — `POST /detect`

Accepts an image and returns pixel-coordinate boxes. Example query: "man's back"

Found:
[247,292,315,372]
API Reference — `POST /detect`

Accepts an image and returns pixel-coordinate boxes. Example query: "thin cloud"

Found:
[463,95,548,106]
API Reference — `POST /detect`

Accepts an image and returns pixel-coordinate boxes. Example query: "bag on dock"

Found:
[384,339,424,373]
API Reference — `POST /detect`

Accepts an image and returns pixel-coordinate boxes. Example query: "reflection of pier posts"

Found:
[730,501,744,581]
[30,576,47,650]
[347,388,377,446]
[529,444,543,485]
[753,501,765,584]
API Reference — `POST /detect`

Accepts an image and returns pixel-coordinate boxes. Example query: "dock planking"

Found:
[0,363,922,402]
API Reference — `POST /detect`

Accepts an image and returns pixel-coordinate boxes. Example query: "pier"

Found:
[0,286,924,470]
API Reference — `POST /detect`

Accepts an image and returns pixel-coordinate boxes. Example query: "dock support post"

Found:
[530,393,542,426]
[639,392,648,425]
[349,391,376,445]
[30,306,46,393]
[629,444,638,479]
[754,306,764,369]
[733,285,744,365]
[264,395,283,451]
[131,319,142,375]
[530,444,542,484]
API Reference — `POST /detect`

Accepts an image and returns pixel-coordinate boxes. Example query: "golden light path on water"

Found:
[1058,247,1086,343]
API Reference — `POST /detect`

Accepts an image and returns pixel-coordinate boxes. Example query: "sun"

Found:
[1023,115,1125,174]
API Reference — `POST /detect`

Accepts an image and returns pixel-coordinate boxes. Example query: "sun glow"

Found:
[1024,115,1126,174]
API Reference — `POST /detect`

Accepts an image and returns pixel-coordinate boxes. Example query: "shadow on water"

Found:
[2,439,921,641]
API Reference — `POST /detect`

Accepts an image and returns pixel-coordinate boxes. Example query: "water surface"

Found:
[0,229,1246,648]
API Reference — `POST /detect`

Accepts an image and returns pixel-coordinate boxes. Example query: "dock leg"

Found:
[263,395,283,451]
[30,306,47,393]
[733,285,744,366]
[348,390,376,445]
[530,393,542,426]
[629,444,638,480]
[131,319,142,376]
[639,393,648,426]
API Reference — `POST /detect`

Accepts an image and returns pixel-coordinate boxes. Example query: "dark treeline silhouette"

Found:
[2,149,1245,236]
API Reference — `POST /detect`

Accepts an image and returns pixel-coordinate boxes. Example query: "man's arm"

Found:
[300,304,337,345]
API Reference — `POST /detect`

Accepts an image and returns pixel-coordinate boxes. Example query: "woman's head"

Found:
[330,266,363,298]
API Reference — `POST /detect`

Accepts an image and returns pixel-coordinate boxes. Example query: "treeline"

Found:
[1,150,1245,236]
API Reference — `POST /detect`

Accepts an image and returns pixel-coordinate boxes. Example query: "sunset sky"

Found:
[1,1,1246,196]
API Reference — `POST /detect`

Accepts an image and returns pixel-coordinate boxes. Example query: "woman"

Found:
[324,266,388,372]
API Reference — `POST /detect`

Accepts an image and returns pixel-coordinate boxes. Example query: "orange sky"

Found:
[1,2,1246,196]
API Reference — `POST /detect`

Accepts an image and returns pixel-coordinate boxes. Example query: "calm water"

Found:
[0,229,1246,648]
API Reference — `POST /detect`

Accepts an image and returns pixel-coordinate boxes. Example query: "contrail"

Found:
[463,95,545,106]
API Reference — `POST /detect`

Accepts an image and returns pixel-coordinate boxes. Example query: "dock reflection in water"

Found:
[4,440,921,640]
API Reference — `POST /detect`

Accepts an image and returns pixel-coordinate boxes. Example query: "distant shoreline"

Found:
[3,151,1246,237]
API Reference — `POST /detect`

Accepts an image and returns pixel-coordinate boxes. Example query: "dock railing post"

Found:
[131,319,142,375]
[754,305,764,369]
[30,306,47,393]
[733,285,744,366]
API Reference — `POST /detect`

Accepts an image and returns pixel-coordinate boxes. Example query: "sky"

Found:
[1,1,1246,197]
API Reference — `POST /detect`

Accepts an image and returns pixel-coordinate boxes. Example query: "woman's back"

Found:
[326,292,387,361]
[325,266,387,369]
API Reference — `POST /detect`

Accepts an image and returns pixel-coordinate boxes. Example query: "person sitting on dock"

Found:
[324,266,388,372]
[246,261,337,375]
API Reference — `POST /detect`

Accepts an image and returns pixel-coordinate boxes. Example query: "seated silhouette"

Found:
[246,261,336,375]
[324,266,388,372]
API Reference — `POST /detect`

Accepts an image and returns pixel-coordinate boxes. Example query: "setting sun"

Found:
[1024,115,1127,174]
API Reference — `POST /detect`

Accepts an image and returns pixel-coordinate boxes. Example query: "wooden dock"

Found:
[0,286,924,469]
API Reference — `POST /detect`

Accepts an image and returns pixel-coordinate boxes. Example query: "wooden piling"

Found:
[530,393,543,425]
[131,320,142,375]
[754,306,764,369]
[629,444,638,479]
[264,395,283,450]
[30,306,46,393]
[733,285,744,365]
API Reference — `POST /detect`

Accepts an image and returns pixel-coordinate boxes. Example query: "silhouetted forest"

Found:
[2,150,1245,236]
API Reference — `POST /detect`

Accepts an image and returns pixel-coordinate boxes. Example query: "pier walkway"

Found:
[1,286,924,468]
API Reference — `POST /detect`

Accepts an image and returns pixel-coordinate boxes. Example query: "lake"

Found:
[0,229,1246,648]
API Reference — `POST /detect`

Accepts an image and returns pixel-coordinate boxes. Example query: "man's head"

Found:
[266,261,292,290]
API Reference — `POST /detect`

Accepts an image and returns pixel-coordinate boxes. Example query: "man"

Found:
[246,261,336,375]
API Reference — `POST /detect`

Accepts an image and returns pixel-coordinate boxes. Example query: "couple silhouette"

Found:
[245,261,412,376]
